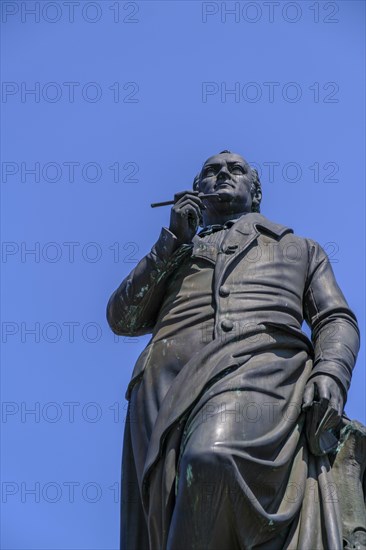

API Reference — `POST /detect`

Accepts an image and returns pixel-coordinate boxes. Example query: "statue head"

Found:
[193,150,262,214]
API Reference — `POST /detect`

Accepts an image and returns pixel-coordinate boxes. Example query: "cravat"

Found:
[198,220,235,237]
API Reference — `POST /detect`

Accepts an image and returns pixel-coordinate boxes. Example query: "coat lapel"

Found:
[214,213,293,287]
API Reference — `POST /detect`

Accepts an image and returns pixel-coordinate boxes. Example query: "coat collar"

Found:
[227,212,293,239]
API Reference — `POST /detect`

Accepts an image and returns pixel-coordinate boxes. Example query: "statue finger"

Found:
[330,390,344,418]
[176,198,204,217]
[174,190,200,203]
[175,195,204,211]
[302,382,315,410]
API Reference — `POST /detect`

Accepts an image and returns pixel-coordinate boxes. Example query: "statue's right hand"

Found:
[169,191,204,245]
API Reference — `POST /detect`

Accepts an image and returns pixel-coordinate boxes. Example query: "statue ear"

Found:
[251,169,262,213]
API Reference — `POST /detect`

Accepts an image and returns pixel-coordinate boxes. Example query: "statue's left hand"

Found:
[302,374,344,429]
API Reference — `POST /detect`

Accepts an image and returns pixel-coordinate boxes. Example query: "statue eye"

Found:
[231,165,245,174]
[204,167,216,177]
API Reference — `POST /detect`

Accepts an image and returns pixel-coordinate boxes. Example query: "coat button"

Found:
[221,319,234,332]
[219,285,230,297]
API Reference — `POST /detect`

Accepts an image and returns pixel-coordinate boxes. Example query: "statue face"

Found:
[199,153,253,214]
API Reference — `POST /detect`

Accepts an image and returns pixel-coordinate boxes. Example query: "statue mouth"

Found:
[216,182,234,189]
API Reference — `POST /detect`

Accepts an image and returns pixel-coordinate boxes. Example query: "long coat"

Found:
[107,213,360,550]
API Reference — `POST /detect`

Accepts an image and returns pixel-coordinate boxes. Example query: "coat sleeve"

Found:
[106,228,192,336]
[303,239,360,401]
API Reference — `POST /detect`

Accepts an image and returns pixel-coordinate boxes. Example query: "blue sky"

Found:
[1,1,365,548]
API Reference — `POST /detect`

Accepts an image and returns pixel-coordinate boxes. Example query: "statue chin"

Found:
[217,194,232,203]
[215,190,236,202]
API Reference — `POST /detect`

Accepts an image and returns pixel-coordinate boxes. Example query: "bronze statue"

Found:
[107,151,364,549]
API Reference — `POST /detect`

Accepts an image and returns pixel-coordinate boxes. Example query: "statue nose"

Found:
[217,168,230,179]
